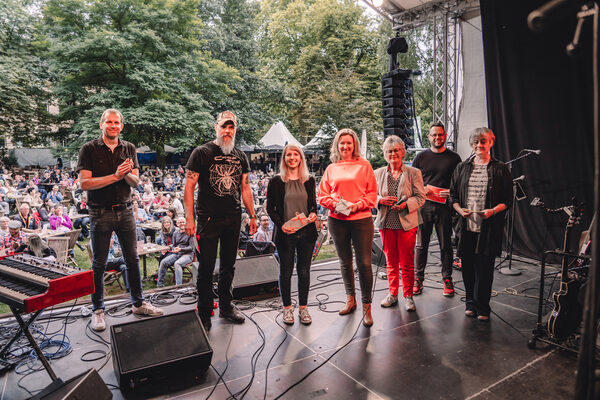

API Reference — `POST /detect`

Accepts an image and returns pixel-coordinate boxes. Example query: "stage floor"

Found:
[0,248,579,399]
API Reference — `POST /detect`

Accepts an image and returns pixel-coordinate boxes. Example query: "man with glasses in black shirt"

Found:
[78,108,163,332]
[412,123,462,297]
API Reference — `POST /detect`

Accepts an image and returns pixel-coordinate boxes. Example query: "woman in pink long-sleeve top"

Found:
[318,128,377,327]
[49,204,73,232]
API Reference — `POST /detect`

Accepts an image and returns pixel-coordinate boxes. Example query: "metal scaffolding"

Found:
[365,0,479,148]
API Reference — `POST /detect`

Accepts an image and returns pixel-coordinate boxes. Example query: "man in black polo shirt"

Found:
[412,123,462,297]
[184,110,257,330]
[77,108,163,332]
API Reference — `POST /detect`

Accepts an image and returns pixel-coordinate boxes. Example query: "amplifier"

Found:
[232,254,280,299]
[110,310,212,397]
[372,234,386,268]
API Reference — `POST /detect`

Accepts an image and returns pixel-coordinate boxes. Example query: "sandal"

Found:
[283,307,294,325]
[298,307,312,325]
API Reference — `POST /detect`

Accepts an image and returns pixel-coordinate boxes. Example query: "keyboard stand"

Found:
[0,307,58,381]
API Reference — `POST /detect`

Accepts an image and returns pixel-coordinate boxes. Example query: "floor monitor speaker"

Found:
[30,369,111,400]
[232,254,280,299]
[110,310,212,397]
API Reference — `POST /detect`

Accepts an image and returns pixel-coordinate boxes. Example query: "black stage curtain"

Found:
[480,0,595,260]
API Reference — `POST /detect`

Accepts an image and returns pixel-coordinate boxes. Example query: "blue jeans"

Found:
[277,227,315,307]
[328,216,374,304]
[157,252,193,286]
[74,217,90,237]
[89,207,144,311]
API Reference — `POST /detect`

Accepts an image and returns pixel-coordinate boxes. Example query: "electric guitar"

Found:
[547,199,583,340]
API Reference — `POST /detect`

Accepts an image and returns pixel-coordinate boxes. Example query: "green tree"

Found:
[42,0,238,165]
[260,0,382,142]
[0,0,54,148]
[198,0,293,144]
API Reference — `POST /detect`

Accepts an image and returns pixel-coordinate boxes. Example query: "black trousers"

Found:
[415,201,454,279]
[195,214,241,320]
[460,231,496,317]
[276,227,316,307]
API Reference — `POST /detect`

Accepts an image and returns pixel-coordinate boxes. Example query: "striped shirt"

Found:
[466,164,488,232]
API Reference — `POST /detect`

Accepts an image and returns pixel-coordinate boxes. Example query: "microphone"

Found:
[513,175,525,182]
[523,149,541,154]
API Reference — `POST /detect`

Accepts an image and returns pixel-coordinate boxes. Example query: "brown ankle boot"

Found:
[362,303,373,327]
[338,296,357,315]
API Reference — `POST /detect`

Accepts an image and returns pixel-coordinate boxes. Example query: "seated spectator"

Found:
[164,177,176,192]
[152,192,169,210]
[252,214,273,242]
[171,192,184,215]
[49,205,73,232]
[239,213,251,250]
[156,216,174,261]
[1,220,26,251]
[16,234,56,261]
[141,185,154,211]
[0,216,10,239]
[0,191,8,214]
[165,207,177,221]
[37,198,54,228]
[46,185,64,205]
[73,192,90,239]
[15,175,28,190]
[106,234,130,292]
[14,203,39,232]
[133,200,149,223]
[156,217,194,287]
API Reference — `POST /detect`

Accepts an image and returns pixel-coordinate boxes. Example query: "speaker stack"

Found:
[110,310,213,397]
[382,68,415,146]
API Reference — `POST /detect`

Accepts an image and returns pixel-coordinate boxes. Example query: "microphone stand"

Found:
[496,150,538,275]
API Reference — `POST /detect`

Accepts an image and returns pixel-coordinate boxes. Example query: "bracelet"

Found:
[249,215,256,219]
[492,209,496,215]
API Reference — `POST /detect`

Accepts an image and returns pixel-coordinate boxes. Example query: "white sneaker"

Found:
[380,293,398,308]
[404,296,416,312]
[132,301,164,317]
[92,309,106,331]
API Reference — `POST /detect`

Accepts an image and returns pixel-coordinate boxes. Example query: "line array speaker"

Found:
[382,68,415,146]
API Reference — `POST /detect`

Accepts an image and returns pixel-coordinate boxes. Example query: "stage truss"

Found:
[364,0,480,147]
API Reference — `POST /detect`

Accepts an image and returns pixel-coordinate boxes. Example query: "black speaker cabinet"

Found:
[30,369,111,400]
[110,310,212,397]
[232,254,280,299]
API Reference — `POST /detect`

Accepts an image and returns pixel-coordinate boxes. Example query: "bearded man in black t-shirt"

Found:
[184,111,257,330]
[412,123,462,297]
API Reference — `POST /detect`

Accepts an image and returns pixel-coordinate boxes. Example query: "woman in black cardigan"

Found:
[450,127,512,321]
[267,144,318,325]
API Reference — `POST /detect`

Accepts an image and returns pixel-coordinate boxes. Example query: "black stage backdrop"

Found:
[480,0,595,260]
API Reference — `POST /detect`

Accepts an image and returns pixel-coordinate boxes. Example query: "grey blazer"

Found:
[374,165,426,231]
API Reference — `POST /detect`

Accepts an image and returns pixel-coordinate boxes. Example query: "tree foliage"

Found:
[0,0,53,148]
[42,0,238,162]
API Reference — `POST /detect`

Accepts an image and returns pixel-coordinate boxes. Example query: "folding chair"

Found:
[46,236,69,264]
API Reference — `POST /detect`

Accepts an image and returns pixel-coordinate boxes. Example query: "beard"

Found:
[216,135,235,155]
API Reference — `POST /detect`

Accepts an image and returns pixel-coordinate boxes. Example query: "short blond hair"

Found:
[330,128,362,163]
[469,127,495,146]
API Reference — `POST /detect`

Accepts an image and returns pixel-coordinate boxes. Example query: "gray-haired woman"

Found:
[450,127,512,321]
[374,135,426,311]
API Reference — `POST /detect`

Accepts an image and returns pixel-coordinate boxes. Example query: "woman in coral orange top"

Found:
[318,128,377,327]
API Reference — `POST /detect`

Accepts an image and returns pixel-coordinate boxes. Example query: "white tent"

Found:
[257,121,302,150]
[304,121,337,150]
[136,144,177,153]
